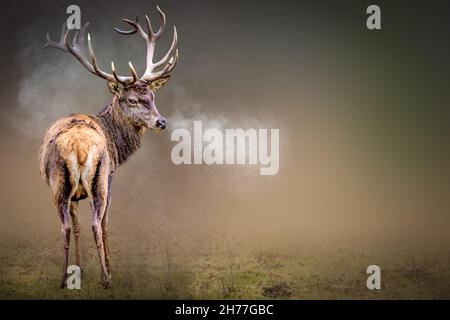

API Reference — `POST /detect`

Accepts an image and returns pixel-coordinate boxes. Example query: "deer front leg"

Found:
[70,201,82,272]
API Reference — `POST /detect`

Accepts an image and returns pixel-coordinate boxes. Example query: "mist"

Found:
[1,0,450,253]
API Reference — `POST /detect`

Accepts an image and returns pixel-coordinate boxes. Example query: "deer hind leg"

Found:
[53,159,79,288]
[70,201,82,272]
[102,176,113,276]
[86,156,111,288]
[56,196,71,288]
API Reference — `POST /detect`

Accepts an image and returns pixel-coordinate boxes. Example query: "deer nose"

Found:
[156,118,167,130]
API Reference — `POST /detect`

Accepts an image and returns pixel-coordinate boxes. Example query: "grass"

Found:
[1,226,450,299]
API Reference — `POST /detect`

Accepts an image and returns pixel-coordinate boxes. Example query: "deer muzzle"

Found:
[155,117,167,130]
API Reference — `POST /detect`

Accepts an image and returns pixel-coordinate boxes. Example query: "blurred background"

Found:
[0,0,450,298]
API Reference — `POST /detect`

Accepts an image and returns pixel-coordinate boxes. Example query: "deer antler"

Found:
[114,5,178,82]
[44,6,178,87]
[45,22,138,86]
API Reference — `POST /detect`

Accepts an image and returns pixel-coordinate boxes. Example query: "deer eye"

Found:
[128,97,138,105]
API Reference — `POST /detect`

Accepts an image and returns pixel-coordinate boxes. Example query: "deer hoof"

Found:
[101,276,111,289]
[60,274,68,289]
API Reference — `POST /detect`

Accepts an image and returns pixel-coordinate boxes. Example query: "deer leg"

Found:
[57,197,71,288]
[92,197,110,288]
[101,213,111,276]
[70,201,82,272]
[91,160,111,288]
[102,178,112,276]
[53,156,79,288]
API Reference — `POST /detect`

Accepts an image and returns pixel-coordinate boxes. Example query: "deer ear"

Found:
[148,75,171,90]
[107,80,121,95]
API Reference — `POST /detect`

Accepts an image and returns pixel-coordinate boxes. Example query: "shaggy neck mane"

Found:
[96,97,144,168]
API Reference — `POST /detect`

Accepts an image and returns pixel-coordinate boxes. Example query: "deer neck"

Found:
[96,97,145,168]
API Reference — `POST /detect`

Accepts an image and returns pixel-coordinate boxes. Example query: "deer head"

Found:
[44,5,178,131]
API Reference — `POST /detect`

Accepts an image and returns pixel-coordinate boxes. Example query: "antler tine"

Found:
[144,15,154,37]
[153,5,166,40]
[70,23,90,54]
[63,30,95,75]
[111,61,126,85]
[60,22,66,41]
[86,33,126,82]
[111,60,139,85]
[72,30,80,48]
[166,49,179,73]
[44,23,67,51]
[128,61,138,82]
[122,17,148,38]
[152,49,178,79]
[152,26,177,70]
[144,6,166,40]
[113,16,139,35]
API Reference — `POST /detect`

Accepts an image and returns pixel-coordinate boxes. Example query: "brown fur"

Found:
[40,82,167,288]
[42,7,177,288]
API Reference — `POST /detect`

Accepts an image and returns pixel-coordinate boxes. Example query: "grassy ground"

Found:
[1,224,450,299]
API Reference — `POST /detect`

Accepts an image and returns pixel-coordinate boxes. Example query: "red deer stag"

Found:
[39,6,178,288]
